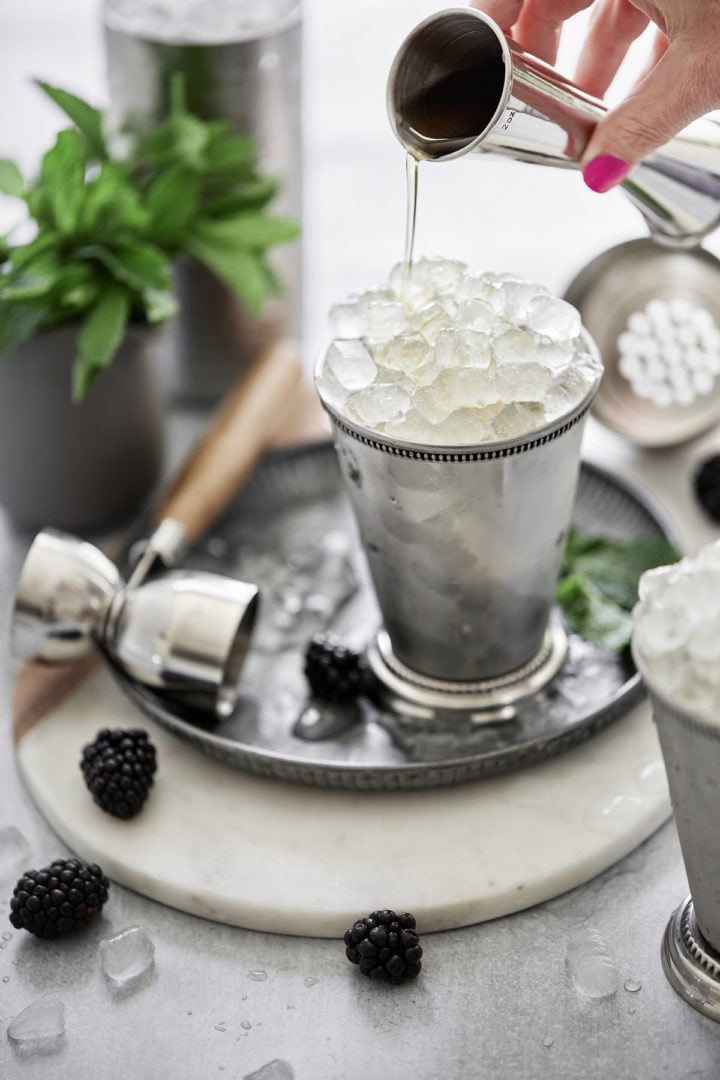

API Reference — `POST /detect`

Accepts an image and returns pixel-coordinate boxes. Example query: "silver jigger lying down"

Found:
[13,522,258,718]
[388,7,720,247]
[11,338,303,721]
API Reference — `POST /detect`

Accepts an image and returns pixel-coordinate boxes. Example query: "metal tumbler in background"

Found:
[103,0,302,403]
[632,653,720,1021]
[316,367,599,719]
[387,7,720,247]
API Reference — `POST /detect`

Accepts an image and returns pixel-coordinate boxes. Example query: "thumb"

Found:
[580,40,715,191]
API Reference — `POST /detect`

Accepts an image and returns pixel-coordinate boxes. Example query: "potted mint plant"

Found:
[0,77,299,531]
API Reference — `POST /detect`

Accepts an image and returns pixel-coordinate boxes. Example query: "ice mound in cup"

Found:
[633,540,720,721]
[316,258,603,446]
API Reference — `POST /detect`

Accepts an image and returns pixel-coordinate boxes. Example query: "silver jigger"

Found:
[13,525,259,719]
[317,368,598,721]
[630,651,720,1022]
[387,8,720,247]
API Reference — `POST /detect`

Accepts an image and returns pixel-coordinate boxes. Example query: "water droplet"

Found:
[2,931,12,941]
[2,976,9,983]
[241,1021,252,1030]
[0,942,6,949]
[624,978,642,993]
[241,994,248,1001]
[634,760,668,796]
[303,976,320,987]
[247,969,268,982]
[628,1007,636,1015]
[214,1022,227,1032]
[542,1036,554,1048]
[186,1010,193,1016]
[206,537,228,559]
[583,794,645,836]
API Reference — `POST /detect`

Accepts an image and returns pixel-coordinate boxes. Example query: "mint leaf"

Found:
[145,165,199,245]
[0,301,46,356]
[40,129,86,235]
[184,232,271,315]
[74,287,130,400]
[202,179,279,217]
[192,212,300,253]
[76,240,170,293]
[77,162,147,237]
[2,255,60,301]
[567,535,681,609]
[556,573,634,652]
[35,81,107,159]
[144,287,178,324]
[0,159,24,197]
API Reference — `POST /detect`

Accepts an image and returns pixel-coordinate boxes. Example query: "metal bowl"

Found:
[564,238,720,447]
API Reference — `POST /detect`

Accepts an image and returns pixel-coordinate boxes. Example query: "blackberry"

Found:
[304,635,370,704]
[80,728,157,819]
[9,858,109,938]
[694,455,720,522]
[344,910,422,984]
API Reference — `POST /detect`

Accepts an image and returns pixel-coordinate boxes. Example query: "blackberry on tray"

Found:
[344,910,422,984]
[81,728,157,819]
[9,858,109,938]
[304,635,370,704]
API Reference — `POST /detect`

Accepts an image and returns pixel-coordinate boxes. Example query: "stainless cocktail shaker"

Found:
[388,7,720,247]
[103,0,302,402]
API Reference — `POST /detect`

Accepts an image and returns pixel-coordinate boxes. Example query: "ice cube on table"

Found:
[435,329,492,370]
[525,295,582,341]
[100,925,155,986]
[346,384,411,426]
[374,332,431,373]
[326,340,377,390]
[328,298,368,339]
[244,1060,295,1080]
[8,998,64,1042]
[0,824,31,887]
[365,300,405,343]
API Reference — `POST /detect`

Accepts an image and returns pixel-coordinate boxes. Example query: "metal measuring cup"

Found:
[12,338,303,720]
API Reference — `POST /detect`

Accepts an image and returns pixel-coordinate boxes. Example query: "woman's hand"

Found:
[470,0,720,191]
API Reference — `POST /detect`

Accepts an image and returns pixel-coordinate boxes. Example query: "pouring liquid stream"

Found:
[402,152,420,284]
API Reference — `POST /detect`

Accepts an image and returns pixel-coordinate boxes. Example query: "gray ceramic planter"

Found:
[0,324,164,533]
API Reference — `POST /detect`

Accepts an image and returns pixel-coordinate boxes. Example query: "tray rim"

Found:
[132,439,680,790]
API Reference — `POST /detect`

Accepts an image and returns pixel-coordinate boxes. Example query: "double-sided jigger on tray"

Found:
[13,338,303,721]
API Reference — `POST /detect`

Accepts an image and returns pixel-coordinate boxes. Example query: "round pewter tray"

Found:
[564,238,720,448]
[132,440,674,790]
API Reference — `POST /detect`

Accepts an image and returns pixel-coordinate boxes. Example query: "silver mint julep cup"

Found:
[631,648,720,1021]
[316,349,600,713]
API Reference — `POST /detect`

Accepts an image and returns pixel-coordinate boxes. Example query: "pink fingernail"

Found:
[582,154,632,193]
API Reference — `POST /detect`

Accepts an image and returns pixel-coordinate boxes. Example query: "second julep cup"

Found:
[316,345,600,694]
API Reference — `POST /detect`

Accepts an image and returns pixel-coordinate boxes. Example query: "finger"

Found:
[635,27,669,86]
[574,0,650,98]
[512,0,595,64]
[469,1,524,32]
[581,39,720,174]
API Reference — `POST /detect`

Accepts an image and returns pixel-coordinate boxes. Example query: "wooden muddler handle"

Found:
[154,337,304,545]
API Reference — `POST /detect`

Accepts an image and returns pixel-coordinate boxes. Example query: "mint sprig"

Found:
[0,76,300,400]
[556,528,681,651]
